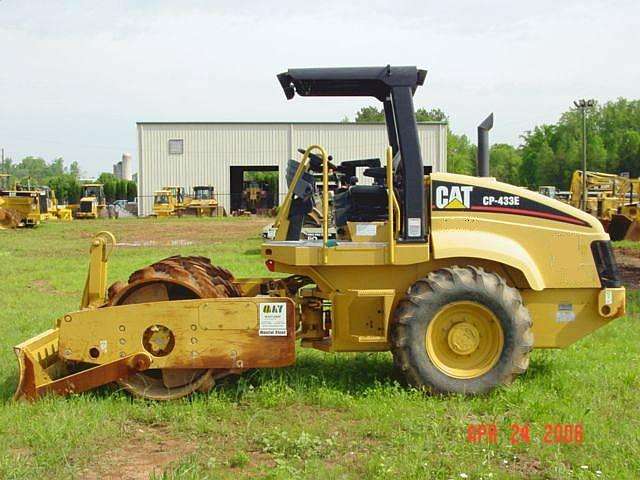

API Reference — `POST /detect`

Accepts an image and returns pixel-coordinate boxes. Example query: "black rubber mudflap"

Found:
[608,214,633,241]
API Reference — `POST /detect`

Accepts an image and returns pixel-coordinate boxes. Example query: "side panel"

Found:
[59,297,296,369]
[522,288,623,348]
[430,174,607,290]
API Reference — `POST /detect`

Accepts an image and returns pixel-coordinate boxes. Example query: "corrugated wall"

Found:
[137,122,447,216]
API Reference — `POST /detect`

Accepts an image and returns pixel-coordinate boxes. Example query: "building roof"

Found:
[136,121,447,126]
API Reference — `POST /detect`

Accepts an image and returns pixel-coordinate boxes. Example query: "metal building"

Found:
[136,122,448,216]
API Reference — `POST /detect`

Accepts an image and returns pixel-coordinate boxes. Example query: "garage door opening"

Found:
[230,166,278,214]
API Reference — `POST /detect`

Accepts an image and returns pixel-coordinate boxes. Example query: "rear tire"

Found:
[390,266,533,395]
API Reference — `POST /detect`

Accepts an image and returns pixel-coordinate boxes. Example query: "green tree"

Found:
[447,132,475,175]
[490,144,522,184]
[520,98,640,188]
[354,106,448,123]
[47,174,82,204]
[103,181,116,203]
[97,172,117,184]
[116,180,128,200]
[69,161,80,178]
[354,106,384,122]
[618,130,640,175]
[127,181,137,201]
[415,108,447,122]
[534,143,556,186]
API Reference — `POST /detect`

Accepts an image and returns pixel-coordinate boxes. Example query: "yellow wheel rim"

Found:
[426,301,504,379]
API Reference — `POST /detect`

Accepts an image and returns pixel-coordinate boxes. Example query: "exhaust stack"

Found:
[477,113,494,177]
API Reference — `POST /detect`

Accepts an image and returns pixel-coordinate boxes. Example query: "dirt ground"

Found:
[614,248,640,289]
[81,425,196,480]
[76,217,272,247]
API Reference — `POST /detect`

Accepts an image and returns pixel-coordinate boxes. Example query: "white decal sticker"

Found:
[259,303,287,336]
[556,304,575,323]
[99,340,108,352]
[355,223,377,237]
[605,290,613,305]
[407,217,422,237]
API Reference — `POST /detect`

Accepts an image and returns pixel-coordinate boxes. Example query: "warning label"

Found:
[259,302,287,336]
[556,303,575,323]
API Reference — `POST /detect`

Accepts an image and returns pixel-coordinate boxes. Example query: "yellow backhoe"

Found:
[14,66,625,401]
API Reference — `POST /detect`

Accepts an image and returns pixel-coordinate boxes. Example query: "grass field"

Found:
[0,218,639,479]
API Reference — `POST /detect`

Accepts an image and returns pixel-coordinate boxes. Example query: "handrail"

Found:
[320,146,330,263]
[386,146,398,264]
[392,191,401,235]
[275,145,330,262]
[273,156,309,231]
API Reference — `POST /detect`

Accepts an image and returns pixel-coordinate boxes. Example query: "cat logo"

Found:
[261,304,284,314]
[434,185,473,209]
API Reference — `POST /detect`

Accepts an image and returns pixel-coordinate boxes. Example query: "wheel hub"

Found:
[143,325,175,356]
[426,301,504,379]
[447,322,480,355]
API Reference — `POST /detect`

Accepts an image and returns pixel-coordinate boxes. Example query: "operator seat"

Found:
[334,184,389,226]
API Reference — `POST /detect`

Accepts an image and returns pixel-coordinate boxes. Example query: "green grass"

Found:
[0,218,639,479]
[613,240,640,250]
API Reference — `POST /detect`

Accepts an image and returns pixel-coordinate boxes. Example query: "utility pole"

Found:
[573,99,595,211]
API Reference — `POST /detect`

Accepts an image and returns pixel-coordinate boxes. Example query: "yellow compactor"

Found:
[14,67,626,401]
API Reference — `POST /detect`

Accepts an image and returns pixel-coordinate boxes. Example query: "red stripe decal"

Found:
[468,206,588,226]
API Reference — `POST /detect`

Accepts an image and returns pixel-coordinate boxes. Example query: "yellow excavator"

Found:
[14,66,625,401]
[569,170,640,241]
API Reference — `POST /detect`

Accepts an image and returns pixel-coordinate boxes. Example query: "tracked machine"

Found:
[75,183,107,219]
[187,185,220,217]
[15,66,626,400]
[152,187,187,217]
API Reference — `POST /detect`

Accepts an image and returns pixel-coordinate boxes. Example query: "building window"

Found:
[168,139,184,155]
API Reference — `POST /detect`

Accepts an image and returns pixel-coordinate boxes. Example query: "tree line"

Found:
[0,156,136,204]
[351,98,640,190]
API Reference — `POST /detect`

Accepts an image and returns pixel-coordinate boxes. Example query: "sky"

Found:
[1,0,639,177]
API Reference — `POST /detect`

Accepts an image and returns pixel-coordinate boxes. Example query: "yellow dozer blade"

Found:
[14,328,151,400]
[12,231,152,400]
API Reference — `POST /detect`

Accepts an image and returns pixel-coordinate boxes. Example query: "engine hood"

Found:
[430,173,603,232]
